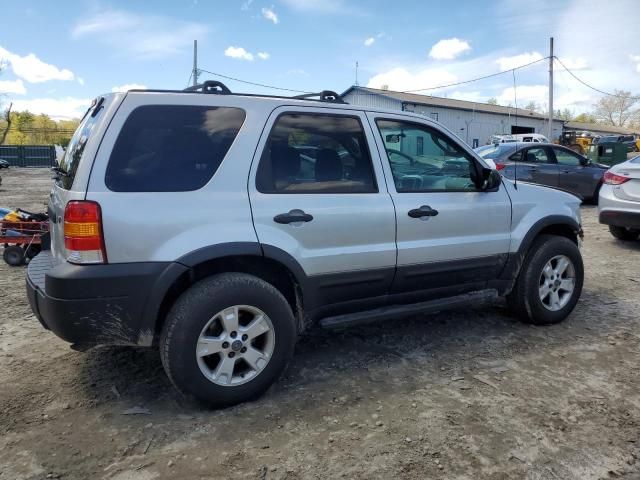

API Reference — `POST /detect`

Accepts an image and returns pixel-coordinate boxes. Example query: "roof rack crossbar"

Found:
[183,80,232,94]
[293,90,345,103]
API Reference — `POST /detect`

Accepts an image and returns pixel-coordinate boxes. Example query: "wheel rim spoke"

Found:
[197,336,225,357]
[241,314,271,340]
[219,306,239,334]
[549,290,561,309]
[559,278,575,293]
[213,356,236,384]
[539,283,551,301]
[554,257,570,276]
[243,346,268,371]
[542,263,554,279]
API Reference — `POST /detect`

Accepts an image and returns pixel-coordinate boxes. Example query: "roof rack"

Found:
[292,90,345,103]
[180,81,346,104]
[183,80,232,94]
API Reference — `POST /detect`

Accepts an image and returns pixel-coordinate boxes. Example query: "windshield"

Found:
[57,98,105,189]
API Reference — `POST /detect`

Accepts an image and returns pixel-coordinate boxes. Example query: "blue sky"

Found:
[1,0,638,119]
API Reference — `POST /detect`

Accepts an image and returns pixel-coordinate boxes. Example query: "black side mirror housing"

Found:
[480,167,501,191]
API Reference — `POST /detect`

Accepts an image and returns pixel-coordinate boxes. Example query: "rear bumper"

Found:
[599,210,640,229]
[26,251,184,347]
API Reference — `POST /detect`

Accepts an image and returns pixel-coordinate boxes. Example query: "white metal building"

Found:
[342,86,565,147]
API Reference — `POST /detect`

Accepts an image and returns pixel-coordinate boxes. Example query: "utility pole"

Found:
[355,61,359,86]
[548,37,554,140]
[192,40,199,87]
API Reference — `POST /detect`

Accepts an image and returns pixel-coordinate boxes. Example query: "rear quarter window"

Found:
[105,105,245,192]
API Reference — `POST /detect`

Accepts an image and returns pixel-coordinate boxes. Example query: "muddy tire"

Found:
[160,273,297,408]
[3,245,25,266]
[609,226,640,241]
[507,235,583,325]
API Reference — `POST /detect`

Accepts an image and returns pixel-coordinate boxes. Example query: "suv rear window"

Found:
[105,105,245,192]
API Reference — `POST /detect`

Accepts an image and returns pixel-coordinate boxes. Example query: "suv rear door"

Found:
[249,106,397,307]
[367,112,512,295]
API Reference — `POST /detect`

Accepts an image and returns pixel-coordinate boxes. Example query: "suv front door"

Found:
[249,107,397,308]
[368,113,512,295]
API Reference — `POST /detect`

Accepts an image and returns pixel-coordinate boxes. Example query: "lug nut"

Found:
[222,342,229,349]
[228,352,235,358]
[241,347,247,353]
[230,331,237,338]
[242,334,248,341]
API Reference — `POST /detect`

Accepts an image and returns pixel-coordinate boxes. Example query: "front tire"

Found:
[609,225,640,241]
[160,273,297,407]
[507,235,583,325]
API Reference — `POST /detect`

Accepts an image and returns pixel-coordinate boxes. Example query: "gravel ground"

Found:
[1,167,639,480]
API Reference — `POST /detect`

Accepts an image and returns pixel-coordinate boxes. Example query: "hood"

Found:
[503,177,583,204]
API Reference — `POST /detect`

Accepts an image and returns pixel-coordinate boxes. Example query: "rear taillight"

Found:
[64,201,107,264]
[603,171,630,185]
[495,163,506,171]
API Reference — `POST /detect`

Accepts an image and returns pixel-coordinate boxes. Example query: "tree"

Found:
[593,90,639,127]
[524,101,538,112]
[573,112,597,124]
[487,97,498,105]
[556,108,574,121]
[0,102,11,145]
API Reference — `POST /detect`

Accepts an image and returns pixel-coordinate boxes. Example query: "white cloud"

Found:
[497,84,548,106]
[364,37,375,47]
[0,79,26,95]
[280,0,355,14]
[429,38,471,60]
[10,97,92,121]
[111,83,147,92]
[496,51,544,71]
[262,6,279,24]
[241,0,254,10]
[367,67,457,92]
[257,52,270,60]
[630,54,640,73]
[77,77,85,86]
[71,9,208,59]
[558,56,589,71]
[0,46,74,83]
[224,46,254,61]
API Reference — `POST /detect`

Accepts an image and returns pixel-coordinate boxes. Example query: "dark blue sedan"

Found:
[475,142,608,202]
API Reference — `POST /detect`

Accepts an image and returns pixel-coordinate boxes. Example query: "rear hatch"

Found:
[48,94,123,261]
[613,157,640,203]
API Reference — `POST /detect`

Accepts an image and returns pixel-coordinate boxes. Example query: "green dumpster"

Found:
[587,142,628,167]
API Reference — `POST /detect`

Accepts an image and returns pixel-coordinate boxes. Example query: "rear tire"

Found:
[507,235,583,325]
[3,245,25,266]
[609,225,640,241]
[160,273,297,408]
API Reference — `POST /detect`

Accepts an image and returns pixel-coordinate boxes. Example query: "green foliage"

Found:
[0,111,79,146]
[573,112,597,123]
[487,97,498,105]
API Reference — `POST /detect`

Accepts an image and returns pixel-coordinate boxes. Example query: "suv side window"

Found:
[105,105,245,192]
[522,147,551,164]
[375,119,479,192]
[256,113,377,193]
[553,147,582,166]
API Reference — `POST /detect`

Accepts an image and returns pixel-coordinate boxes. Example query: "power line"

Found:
[554,56,640,100]
[198,68,312,94]
[401,56,549,93]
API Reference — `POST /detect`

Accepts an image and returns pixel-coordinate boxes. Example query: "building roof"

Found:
[564,121,638,135]
[342,86,560,121]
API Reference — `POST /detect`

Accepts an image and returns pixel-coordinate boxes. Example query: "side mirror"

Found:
[480,167,501,191]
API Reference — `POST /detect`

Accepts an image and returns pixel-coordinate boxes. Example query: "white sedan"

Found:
[599,156,640,241]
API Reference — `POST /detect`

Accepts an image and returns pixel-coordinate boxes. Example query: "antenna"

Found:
[512,68,518,190]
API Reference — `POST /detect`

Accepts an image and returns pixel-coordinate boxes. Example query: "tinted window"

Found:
[256,113,377,194]
[522,148,551,164]
[106,105,245,192]
[57,99,104,190]
[376,119,479,192]
[477,144,520,159]
[554,147,582,166]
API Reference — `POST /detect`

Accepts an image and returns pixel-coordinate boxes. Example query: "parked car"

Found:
[27,82,585,407]
[598,156,640,241]
[595,135,638,153]
[475,142,608,202]
[514,133,549,143]
[0,159,10,168]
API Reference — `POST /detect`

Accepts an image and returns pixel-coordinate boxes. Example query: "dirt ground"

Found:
[1,167,639,480]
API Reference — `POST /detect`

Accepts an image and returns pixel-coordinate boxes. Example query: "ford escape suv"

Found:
[27,82,584,407]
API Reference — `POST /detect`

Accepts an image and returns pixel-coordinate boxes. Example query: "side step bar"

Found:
[319,289,499,329]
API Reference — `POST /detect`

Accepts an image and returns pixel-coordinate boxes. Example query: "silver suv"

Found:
[27,82,585,407]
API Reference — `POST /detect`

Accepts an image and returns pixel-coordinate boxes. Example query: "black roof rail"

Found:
[183,80,232,94]
[293,90,345,103]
